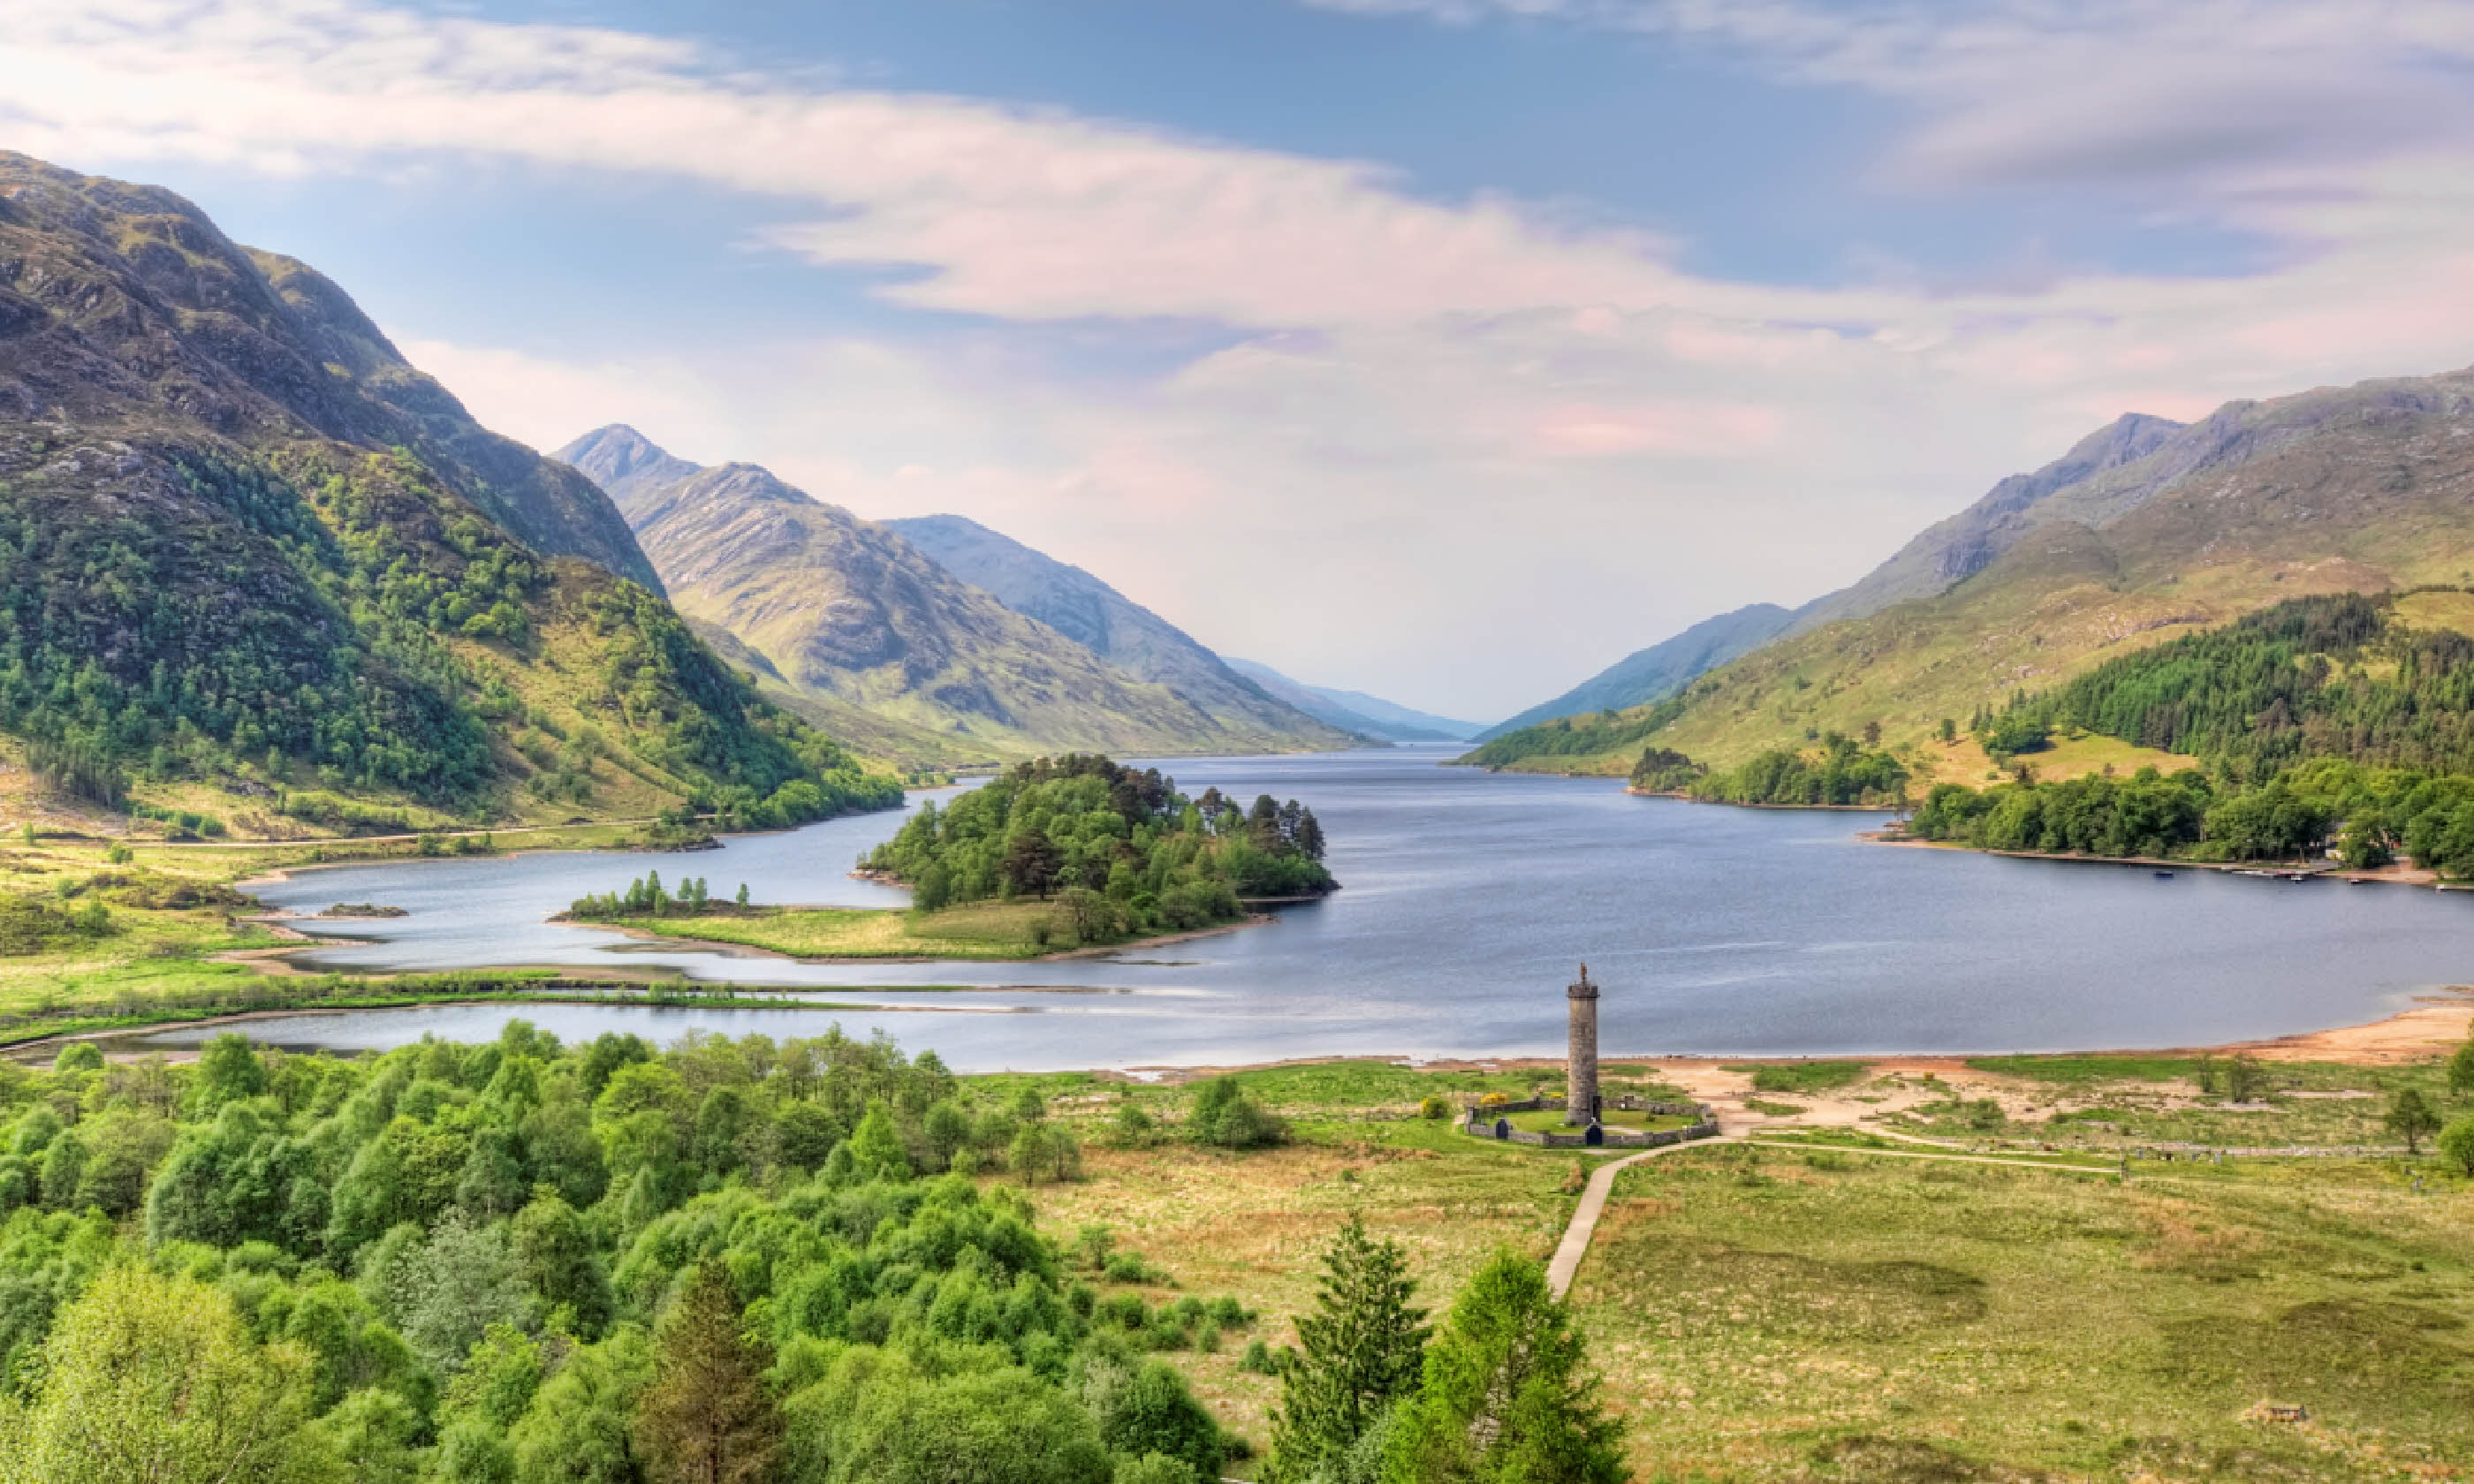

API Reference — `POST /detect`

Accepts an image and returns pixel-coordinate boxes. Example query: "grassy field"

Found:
[1000,1054,2474,1483]
[601,898,1199,959]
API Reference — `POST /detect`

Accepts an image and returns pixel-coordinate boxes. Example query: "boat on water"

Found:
[2153,870,2174,879]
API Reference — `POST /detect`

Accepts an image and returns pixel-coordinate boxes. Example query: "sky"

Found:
[5,2,2474,721]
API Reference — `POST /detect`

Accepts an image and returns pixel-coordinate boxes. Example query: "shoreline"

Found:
[11,984,2463,1071]
[1860,830,2454,888]
[1110,988,2474,1082]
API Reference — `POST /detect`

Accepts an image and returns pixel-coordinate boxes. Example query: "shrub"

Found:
[1188,1078,1284,1150]
[1417,1095,1451,1120]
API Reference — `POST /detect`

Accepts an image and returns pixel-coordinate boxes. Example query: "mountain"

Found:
[1786,413,2188,634]
[0,153,897,834]
[1220,659,1483,743]
[558,428,1340,760]
[1475,602,1801,741]
[1461,364,2474,776]
[883,513,1354,749]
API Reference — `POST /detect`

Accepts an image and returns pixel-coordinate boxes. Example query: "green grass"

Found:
[1965,1053,2205,1083]
[599,899,1124,960]
[1581,1145,2473,1481]
[1728,1059,1874,1094]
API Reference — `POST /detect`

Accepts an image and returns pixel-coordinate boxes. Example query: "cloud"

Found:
[10,0,2474,715]
[1300,0,2474,197]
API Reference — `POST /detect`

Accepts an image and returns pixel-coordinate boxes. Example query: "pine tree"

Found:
[1383,1249,1627,1484]
[632,1261,783,1484]
[1266,1213,1431,1482]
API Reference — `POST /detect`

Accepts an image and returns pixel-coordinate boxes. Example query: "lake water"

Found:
[137,747,2474,1072]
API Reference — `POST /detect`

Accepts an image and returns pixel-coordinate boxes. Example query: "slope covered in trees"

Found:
[1984,592,2474,777]
[865,754,1335,934]
[0,154,897,834]
[0,1027,1266,1483]
[1629,734,1909,806]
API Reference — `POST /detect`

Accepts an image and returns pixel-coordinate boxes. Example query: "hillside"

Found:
[1476,602,1800,741]
[1221,658,1482,743]
[558,427,1334,759]
[883,513,1351,750]
[1463,364,2474,777]
[0,154,899,837]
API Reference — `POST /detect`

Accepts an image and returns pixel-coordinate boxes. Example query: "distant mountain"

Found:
[1222,659,1484,743]
[0,153,895,832]
[884,513,1353,750]
[1476,602,1802,741]
[1462,364,2474,775]
[558,428,1340,761]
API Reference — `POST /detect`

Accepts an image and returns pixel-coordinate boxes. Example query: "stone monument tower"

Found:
[1566,963,1600,1125]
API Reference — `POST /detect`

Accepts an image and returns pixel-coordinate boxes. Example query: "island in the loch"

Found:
[565,753,1338,960]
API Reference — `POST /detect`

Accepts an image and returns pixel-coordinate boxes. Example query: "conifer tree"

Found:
[1383,1249,1627,1484]
[633,1262,782,1484]
[1266,1213,1431,1482]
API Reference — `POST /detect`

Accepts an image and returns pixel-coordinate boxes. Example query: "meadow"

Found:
[1002,1054,2474,1483]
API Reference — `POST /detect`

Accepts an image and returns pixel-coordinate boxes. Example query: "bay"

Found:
[135,747,2474,1071]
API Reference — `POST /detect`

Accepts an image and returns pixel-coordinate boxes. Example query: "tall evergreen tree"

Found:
[1266,1214,1431,1483]
[1383,1250,1627,1484]
[633,1262,783,1484]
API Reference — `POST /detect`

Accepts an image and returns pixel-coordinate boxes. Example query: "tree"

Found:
[0,1265,338,1484]
[1189,1077,1284,1149]
[1002,829,1063,900]
[2387,1087,2443,1155]
[1383,1250,1628,1484]
[2223,1055,2270,1103]
[634,1262,783,1484]
[192,1033,269,1114]
[2449,1038,2474,1097]
[1266,1214,1431,1483]
[1081,1353,1225,1479]
[2439,1115,2474,1177]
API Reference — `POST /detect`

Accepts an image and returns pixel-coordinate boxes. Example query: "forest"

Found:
[1908,756,2474,870]
[863,755,1336,935]
[0,1026,1624,1484]
[1979,592,2474,777]
[1629,733,1909,807]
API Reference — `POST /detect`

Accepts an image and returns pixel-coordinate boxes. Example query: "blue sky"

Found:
[7,0,2474,717]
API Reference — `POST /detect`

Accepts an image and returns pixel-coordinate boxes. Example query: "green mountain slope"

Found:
[1465,364,2474,777]
[558,426,1333,760]
[884,513,1355,750]
[0,154,897,835]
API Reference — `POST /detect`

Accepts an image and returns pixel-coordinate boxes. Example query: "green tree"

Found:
[846,1101,911,1180]
[2448,1038,2474,1097]
[1267,1214,1431,1483]
[1003,829,1063,900]
[1081,1352,1225,1479]
[0,1265,338,1484]
[633,1262,783,1484]
[1189,1078,1284,1149]
[2439,1115,2474,1177]
[191,1033,268,1114]
[2387,1086,2443,1155]
[1383,1250,1628,1484]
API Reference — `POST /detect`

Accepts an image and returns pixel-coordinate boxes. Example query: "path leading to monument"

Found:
[1545,1135,1741,1298]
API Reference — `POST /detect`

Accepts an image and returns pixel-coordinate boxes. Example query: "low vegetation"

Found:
[1631,732,1909,806]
